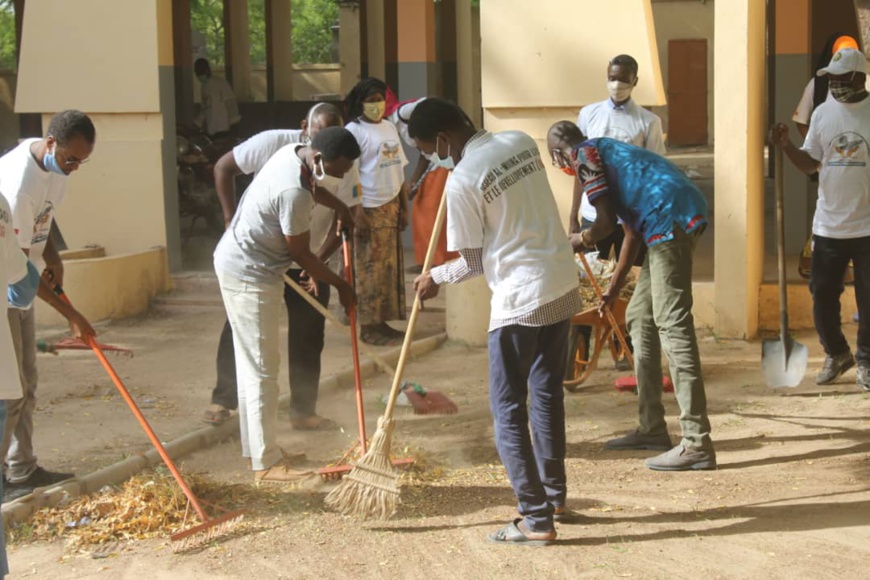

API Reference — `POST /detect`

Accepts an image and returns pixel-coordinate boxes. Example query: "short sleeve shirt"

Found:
[213,145,316,282]
[573,138,707,246]
[344,119,408,208]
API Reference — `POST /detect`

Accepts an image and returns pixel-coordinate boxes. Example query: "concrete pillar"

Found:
[339,1,362,94]
[775,0,813,254]
[455,0,480,126]
[366,0,386,80]
[269,0,293,101]
[713,0,766,338]
[15,0,178,269]
[226,0,251,100]
[395,0,437,99]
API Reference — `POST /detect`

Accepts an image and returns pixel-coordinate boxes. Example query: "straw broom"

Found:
[324,186,449,519]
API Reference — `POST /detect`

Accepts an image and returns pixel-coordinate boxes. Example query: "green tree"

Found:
[291,0,338,65]
[0,0,17,70]
[190,0,225,67]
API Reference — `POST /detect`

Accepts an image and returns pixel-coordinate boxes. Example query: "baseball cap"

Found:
[817,47,868,76]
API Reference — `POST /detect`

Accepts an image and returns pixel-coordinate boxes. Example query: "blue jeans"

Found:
[810,234,870,364]
[488,319,570,534]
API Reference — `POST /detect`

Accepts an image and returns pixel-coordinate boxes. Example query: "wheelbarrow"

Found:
[563,298,629,392]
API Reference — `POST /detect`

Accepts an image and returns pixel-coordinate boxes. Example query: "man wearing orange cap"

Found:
[771,47,870,392]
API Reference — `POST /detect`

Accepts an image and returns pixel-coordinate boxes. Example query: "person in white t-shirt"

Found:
[0,110,97,502]
[203,103,363,431]
[410,99,582,546]
[388,97,459,271]
[772,47,870,392]
[793,34,861,138]
[213,127,359,483]
[0,193,40,576]
[574,54,666,258]
[195,58,241,137]
[344,78,410,346]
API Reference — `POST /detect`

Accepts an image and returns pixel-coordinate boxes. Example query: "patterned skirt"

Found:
[352,197,407,325]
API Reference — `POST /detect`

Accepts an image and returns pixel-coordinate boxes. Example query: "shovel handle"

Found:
[774,146,790,350]
[576,252,634,368]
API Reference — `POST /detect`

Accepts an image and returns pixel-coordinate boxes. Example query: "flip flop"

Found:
[487,518,555,546]
[202,406,232,426]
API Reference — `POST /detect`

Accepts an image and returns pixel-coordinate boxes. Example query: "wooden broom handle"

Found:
[382,187,449,419]
[576,252,634,368]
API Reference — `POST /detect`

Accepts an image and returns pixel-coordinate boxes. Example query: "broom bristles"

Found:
[324,417,400,519]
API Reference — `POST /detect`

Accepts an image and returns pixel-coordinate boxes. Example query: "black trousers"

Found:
[211,269,331,417]
[810,234,870,364]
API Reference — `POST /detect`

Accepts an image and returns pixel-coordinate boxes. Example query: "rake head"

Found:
[170,509,246,553]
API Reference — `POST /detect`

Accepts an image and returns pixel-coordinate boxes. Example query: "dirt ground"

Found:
[4,274,870,580]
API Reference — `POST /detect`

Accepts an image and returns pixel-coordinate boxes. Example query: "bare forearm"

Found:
[783,141,820,175]
[37,277,78,318]
[214,156,241,224]
[315,215,343,262]
[43,236,61,267]
[608,226,642,293]
[569,179,583,234]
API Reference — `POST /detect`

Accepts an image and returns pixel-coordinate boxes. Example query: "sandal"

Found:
[487,518,556,546]
[360,327,401,346]
[290,415,340,431]
[202,405,232,426]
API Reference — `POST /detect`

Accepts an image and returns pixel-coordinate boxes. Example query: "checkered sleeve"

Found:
[430,248,484,285]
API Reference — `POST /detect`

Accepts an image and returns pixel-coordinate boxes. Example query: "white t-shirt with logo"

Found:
[445,131,579,321]
[0,138,67,275]
[577,98,665,222]
[232,130,362,267]
[345,119,408,208]
[214,145,316,282]
[0,194,29,397]
[802,97,870,239]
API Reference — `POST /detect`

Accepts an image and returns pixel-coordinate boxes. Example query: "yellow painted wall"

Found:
[15,0,161,113]
[650,0,715,143]
[35,248,171,328]
[481,0,665,108]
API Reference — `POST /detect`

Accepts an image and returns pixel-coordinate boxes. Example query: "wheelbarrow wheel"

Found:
[563,324,596,392]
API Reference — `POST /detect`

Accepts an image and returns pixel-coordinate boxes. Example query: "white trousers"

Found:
[216,270,283,471]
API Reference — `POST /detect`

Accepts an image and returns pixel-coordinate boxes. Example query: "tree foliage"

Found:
[0,0,17,70]
[291,0,338,65]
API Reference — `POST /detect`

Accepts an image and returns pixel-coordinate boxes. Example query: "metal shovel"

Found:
[762,146,808,388]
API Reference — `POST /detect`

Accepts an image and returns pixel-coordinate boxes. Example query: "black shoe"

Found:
[15,466,75,488]
[816,351,855,385]
[2,481,33,503]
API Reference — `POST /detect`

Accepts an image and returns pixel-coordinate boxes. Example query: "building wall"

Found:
[650,0,715,144]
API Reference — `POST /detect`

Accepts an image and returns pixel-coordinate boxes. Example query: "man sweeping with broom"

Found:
[409,99,582,545]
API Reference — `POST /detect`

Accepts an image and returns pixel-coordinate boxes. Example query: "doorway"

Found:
[667,39,708,147]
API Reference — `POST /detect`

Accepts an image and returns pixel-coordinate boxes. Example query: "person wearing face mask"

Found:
[0,110,98,502]
[201,103,362,431]
[213,127,359,483]
[573,54,666,259]
[411,99,582,545]
[771,47,870,393]
[548,120,714,473]
[194,58,241,137]
[343,78,410,346]
[387,98,460,273]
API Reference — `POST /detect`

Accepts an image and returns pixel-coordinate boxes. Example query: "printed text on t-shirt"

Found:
[480,148,545,204]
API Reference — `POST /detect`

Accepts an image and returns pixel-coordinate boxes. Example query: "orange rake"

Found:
[53,284,244,551]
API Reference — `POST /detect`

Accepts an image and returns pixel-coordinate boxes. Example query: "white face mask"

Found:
[608,80,634,103]
[313,156,342,192]
[428,136,455,170]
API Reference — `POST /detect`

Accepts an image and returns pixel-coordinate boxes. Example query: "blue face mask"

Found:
[43,145,66,175]
[428,136,455,170]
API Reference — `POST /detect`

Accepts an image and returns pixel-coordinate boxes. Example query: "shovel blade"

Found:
[762,338,808,388]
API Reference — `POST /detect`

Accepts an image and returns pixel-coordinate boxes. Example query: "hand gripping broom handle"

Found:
[282,274,396,375]
[576,252,635,368]
[341,230,368,454]
[53,285,209,523]
[383,187,449,420]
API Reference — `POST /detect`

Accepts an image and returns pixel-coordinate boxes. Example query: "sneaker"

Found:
[2,481,33,503]
[254,460,313,484]
[605,429,672,451]
[858,365,870,392]
[645,444,717,471]
[816,351,855,385]
[18,466,74,487]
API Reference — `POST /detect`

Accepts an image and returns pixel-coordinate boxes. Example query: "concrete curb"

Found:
[1,332,447,526]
